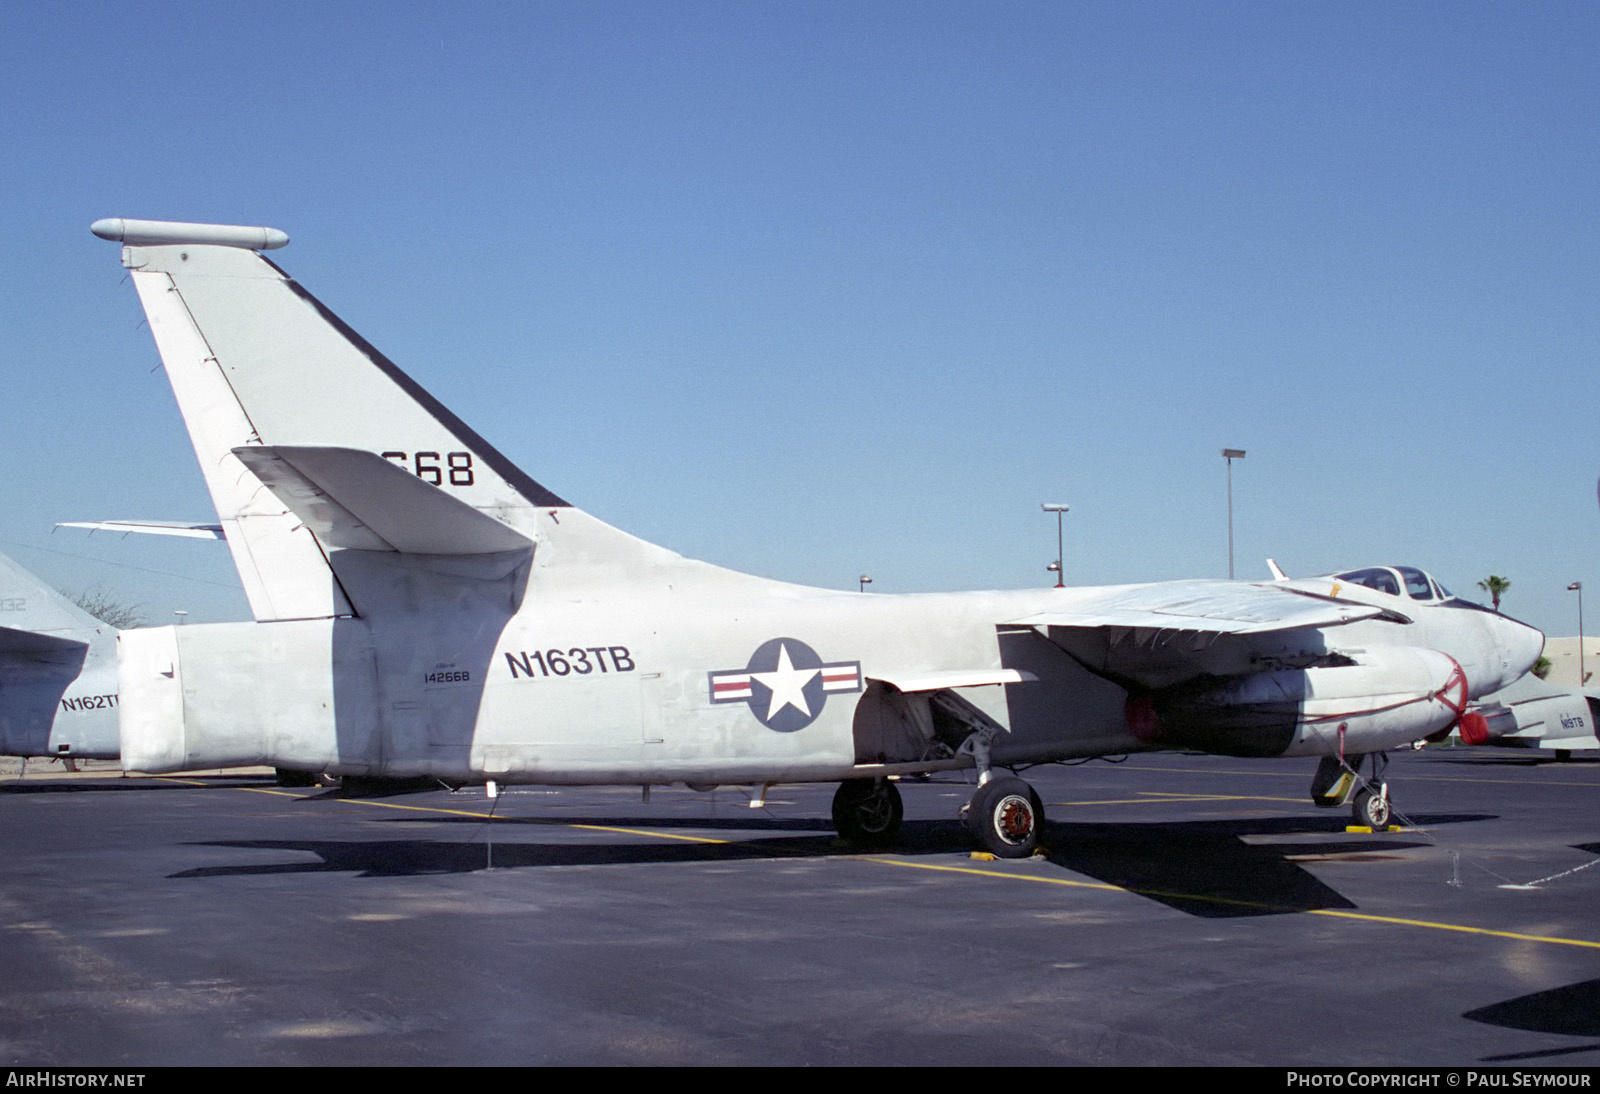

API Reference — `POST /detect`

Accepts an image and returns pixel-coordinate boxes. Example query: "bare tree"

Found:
[70,586,145,630]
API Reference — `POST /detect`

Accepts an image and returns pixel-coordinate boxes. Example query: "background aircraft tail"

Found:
[0,551,118,759]
[0,551,108,644]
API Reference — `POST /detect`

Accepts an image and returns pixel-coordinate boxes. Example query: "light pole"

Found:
[1222,449,1246,580]
[1041,503,1069,588]
[1570,581,1585,684]
[859,574,872,593]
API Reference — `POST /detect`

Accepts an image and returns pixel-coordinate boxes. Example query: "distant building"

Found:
[1536,636,1600,687]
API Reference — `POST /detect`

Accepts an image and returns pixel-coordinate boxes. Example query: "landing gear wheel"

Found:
[832,779,903,849]
[1352,787,1392,829]
[968,776,1045,858]
[275,768,317,788]
[1555,749,1574,762]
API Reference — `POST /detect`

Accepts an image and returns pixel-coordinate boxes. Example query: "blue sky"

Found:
[1,2,1595,635]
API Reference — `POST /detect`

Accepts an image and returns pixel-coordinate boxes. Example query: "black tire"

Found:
[832,779,903,849]
[1352,787,1392,829]
[1555,749,1573,762]
[969,776,1045,858]
[275,768,317,788]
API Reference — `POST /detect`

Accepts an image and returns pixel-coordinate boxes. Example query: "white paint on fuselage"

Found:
[118,546,1544,780]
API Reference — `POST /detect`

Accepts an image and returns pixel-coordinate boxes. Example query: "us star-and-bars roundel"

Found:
[707,638,863,732]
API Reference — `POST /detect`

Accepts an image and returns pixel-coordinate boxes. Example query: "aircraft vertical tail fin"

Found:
[0,551,118,761]
[98,219,677,615]
[0,551,109,642]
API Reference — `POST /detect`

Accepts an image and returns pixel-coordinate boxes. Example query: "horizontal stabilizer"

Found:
[57,520,225,540]
[233,445,534,556]
[0,624,90,655]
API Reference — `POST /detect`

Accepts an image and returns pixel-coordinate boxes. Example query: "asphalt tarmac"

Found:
[1,748,1597,1066]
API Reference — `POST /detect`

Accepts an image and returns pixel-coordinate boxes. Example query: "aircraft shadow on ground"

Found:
[0,775,276,795]
[171,832,848,878]
[168,810,1491,917]
[1467,978,1600,1062]
[1429,754,1600,768]
[1038,813,1488,919]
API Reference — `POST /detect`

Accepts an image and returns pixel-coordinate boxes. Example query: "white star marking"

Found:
[749,642,819,721]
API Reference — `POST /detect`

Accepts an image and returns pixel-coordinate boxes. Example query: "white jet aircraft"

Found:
[1471,674,1600,760]
[90,218,1544,854]
[0,551,121,762]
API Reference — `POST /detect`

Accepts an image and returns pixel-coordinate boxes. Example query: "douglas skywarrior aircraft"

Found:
[0,550,122,763]
[89,218,1543,855]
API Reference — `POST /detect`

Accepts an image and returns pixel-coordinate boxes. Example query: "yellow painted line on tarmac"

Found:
[252,788,498,819]
[1054,792,1303,806]
[228,784,739,845]
[1304,909,1600,949]
[866,856,1600,950]
[562,823,734,844]
[1121,762,1600,788]
[1401,772,1600,788]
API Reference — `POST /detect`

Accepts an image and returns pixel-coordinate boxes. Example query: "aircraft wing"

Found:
[232,445,534,555]
[56,520,225,540]
[1008,580,1396,691]
[1008,581,1390,636]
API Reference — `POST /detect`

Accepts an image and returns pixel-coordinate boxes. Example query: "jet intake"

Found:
[1133,647,1467,757]
[1457,711,1490,746]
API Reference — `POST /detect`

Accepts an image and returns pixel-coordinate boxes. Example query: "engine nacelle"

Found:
[1134,647,1465,758]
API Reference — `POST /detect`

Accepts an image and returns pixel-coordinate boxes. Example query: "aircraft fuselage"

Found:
[117,553,1539,781]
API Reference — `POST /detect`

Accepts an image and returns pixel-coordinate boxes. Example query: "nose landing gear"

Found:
[1311,752,1396,830]
[1351,784,1392,829]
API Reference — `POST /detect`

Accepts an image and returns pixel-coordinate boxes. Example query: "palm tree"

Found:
[1477,575,1511,612]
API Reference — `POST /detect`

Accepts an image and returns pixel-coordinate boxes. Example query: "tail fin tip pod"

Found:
[90,217,289,250]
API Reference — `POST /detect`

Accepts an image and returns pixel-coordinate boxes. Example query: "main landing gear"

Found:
[830,773,1047,856]
[1310,752,1395,829]
[965,775,1046,858]
[833,726,1048,856]
[832,778,904,850]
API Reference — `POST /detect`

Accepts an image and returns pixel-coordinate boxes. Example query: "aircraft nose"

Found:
[1494,614,1545,686]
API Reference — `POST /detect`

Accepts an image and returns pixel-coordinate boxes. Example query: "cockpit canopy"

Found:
[1335,566,1455,603]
